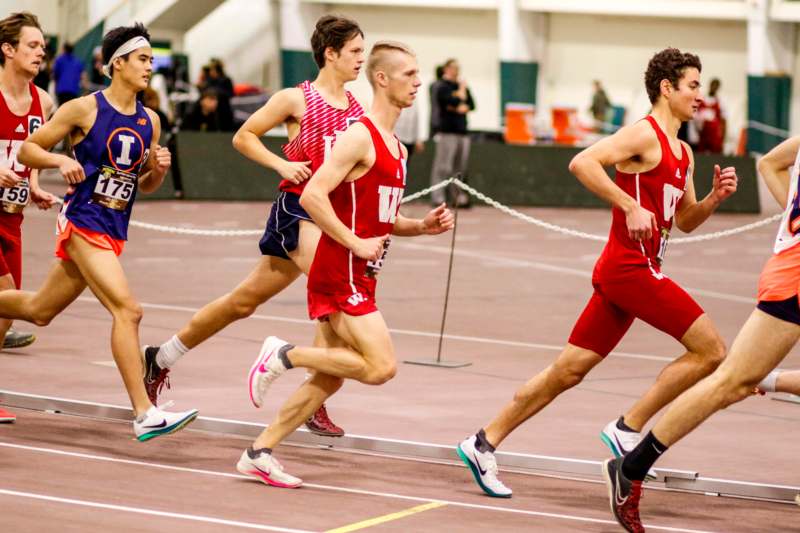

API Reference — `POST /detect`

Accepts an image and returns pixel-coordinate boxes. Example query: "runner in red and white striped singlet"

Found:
[280,79,363,196]
[142,16,366,440]
[242,42,454,488]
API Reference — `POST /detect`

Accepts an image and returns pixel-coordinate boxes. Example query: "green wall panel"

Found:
[170,131,760,213]
[500,61,538,121]
[748,75,791,154]
[281,49,318,89]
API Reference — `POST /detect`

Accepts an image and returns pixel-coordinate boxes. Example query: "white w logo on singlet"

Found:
[0,140,24,172]
[378,186,403,223]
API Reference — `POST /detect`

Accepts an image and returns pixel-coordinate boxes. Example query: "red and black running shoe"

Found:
[142,345,171,406]
[305,403,344,437]
[602,457,645,533]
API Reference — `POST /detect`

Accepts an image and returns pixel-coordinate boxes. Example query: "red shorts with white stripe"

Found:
[568,266,704,357]
[308,288,378,321]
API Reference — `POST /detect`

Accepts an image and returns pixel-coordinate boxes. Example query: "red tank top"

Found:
[308,116,407,297]
[594,115,690,279]
[280,80,364,196]
[0,82,43,235]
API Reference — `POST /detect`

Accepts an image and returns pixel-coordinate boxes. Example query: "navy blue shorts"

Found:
[757,296,800,326]
[259,191,312,259]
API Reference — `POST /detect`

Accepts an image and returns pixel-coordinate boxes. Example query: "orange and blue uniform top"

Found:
[61,91,152,241]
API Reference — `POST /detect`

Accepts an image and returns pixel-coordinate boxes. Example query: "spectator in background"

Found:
[142,87,169,129]
[396,100,424,162]
[33,46,52,91]
[430,58,474,207]
[429,64,445,137]
[143,87,183,198]
[202,58,234,131]
[696,77,726,154]
[52,42,84,105]
[590,80,610,132]
[86,46,107,91]
[183,89,222,132]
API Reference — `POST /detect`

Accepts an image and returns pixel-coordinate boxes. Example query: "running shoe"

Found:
[601,418,657,481]
[142,345,171,406]
[305,403,345,437]
[236,447,302,488]
[0,407,16,423]
[248,336,291,408]
[602,457,645,533]
[133,405,198,442]
[456,435,512,498]
[3,328,35,349]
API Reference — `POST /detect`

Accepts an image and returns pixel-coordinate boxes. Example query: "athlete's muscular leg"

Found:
[0,274,16,341]
[66,235,151,416]
[0,259,86,326]
[652,309,800,446]
[254,321,345,449]
[285,311,397,385]
[623,314,726,431]
[176,256,301,349]
[483,344,604,447]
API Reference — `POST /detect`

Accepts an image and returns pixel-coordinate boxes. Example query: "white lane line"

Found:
[146,238,192,246]
[0,488,313,532]
[133,257,181,264]
[395,242,754,304]
[73,297,674,363]
[0,443,714,533]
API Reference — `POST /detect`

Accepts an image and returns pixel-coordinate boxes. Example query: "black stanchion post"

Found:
[405,175,471,368]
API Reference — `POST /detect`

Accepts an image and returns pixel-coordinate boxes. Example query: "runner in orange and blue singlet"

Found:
[8,22,198,441]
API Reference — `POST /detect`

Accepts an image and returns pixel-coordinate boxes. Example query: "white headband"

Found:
[102,36,150,78]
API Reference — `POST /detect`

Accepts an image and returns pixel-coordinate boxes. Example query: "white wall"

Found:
[183,0,278,88]
[0,0,62,35]
[327,4,500,136]
[542,13,748,149]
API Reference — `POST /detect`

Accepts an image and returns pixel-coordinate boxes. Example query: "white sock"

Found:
[758,370,781,393]
[157,335,189,369]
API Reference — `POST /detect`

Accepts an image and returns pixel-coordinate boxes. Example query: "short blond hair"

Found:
[366,41,415,87]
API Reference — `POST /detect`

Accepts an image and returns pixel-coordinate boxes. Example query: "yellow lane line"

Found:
[324,501,447,533]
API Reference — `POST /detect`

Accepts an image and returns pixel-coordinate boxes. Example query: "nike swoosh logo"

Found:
[143,419,167,429]
[472,452,487,476]
[614,434,629,455]
[614,469,628,506]
[258,351,274,373]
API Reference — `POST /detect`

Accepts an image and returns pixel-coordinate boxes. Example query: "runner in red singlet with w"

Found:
[238,42,454,488]
[457,49,739,507]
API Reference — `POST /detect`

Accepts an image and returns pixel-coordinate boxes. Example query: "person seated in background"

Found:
[142,87,168,128]
[182,89,221,132]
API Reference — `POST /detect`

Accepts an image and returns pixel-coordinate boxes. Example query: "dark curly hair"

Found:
[102,22,150,77]
[310,15,363,69]
[644,48,702,104]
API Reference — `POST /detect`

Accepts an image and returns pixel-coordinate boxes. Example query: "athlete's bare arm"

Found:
[300,122,385,261]
[18,95,96,185]
[393,205,454,236]
[138,108,170,194]
[28,89,58,209]
[757,135,800,209]
[568,120,660,241]
[232,87,312,184]
[673,143,737,233]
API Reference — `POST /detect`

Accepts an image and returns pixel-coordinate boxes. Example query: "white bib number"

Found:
[92,170,134,211]
[366,237,391,278]
[0,179,30,213]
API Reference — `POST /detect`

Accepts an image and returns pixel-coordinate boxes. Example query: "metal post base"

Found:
[404,359,472,368]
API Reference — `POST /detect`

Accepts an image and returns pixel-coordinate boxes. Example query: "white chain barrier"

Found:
[117,177,781,244]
